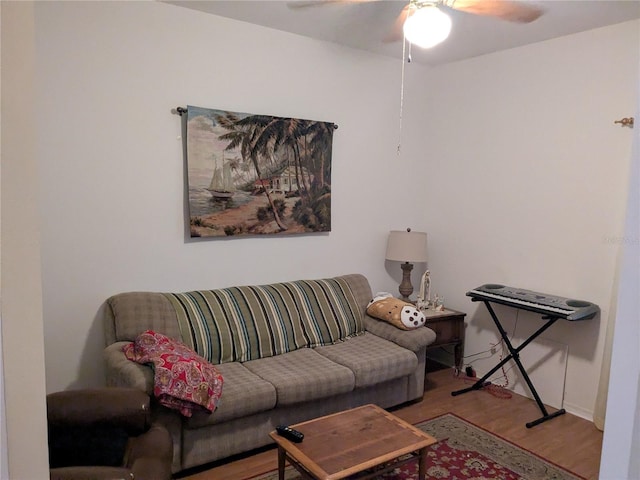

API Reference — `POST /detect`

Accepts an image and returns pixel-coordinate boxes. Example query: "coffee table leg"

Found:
[277,446,285,480]
[418,447,427,480]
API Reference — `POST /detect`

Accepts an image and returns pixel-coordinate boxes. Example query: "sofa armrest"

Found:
[104,342,154,394]
[364,315,436,352]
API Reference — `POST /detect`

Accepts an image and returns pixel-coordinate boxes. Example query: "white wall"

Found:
[35,1,429,393]
[402,20,639,418]
[1,2,50,478]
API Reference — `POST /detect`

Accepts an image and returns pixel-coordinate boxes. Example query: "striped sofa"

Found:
[103,274,436,473]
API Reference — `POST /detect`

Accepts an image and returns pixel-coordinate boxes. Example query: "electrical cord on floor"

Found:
[453,310,520,400]
[451,366,513,400]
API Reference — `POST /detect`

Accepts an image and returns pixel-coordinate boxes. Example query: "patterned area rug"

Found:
[249,413,584,480]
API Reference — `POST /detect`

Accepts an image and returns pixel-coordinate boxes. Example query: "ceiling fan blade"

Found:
[443,0,544,23]
[383,4,414,43]
[287,0,379,8]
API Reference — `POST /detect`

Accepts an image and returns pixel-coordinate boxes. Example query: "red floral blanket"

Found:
[124,330,223,417]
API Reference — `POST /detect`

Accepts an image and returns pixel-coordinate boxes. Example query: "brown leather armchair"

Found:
[47,388,173,480]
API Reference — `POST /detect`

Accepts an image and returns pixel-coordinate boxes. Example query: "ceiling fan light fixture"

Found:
[403,5,452,48]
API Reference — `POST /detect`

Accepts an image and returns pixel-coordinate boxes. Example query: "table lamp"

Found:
[385,228,428,301]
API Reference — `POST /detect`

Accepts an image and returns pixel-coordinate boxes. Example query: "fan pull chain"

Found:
[397,39,411,155]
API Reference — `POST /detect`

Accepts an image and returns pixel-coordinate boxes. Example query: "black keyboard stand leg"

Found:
[451,301,566,428]
[526,408,566,428]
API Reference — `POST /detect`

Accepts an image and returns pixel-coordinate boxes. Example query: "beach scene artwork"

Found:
[186,105,334,238]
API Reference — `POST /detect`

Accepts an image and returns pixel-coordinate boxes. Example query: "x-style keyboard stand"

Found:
[451,299,566,428]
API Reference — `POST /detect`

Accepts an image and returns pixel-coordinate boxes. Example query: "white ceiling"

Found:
[166,0,640,66]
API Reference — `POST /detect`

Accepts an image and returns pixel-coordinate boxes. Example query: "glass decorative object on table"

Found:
[434,294,445,311]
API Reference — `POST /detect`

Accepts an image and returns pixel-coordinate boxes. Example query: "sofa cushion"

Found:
[243,349,355,406]
[286,277,365,347]
[185,362,277,429]
[164,285,311,364]
[336,274,374,313]
[314,333,418,388]
[164,276,365,364]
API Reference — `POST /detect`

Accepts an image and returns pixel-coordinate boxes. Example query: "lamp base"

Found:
[398,262,414,301]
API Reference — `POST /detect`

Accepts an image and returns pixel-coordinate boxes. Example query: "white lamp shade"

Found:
[385,230,428,263]
[403,5,452,49]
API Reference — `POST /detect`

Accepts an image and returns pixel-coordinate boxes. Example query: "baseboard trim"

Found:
[563,402,594,422]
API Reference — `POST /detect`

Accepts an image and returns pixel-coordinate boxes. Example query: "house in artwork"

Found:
[252,178,270,194]
[271,166,314,195]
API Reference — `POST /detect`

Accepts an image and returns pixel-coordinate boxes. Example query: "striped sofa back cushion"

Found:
[286,277,364,348]
[164,276,364,364]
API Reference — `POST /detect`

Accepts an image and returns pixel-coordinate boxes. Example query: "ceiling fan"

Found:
[289,0,545,48]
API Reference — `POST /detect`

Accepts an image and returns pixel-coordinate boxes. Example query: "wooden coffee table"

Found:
[269,404,437,480]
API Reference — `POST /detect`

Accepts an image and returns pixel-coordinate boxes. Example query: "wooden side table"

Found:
[422,308,466,370]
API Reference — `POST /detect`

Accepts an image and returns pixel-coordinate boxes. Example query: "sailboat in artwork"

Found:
[207,153,235,200]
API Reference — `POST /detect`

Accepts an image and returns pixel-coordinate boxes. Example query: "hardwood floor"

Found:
[178,367,603,480]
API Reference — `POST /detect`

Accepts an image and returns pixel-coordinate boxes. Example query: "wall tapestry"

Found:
[185,105,335,238]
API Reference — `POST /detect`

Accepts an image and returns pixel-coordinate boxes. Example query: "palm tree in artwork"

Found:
[273,117,334,197]
[276,118,313,202]
[303,121,333,190]
[257,116,320,204]
[215,112,288,232]
[247,116,304,201]
[215,111,335,232]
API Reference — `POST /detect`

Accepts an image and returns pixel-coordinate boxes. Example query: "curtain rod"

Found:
[174,106,338,129]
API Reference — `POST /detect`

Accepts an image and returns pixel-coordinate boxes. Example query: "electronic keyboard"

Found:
[467,284,599,321]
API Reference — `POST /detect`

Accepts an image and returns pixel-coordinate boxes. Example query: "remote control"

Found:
[276,425,304,443]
